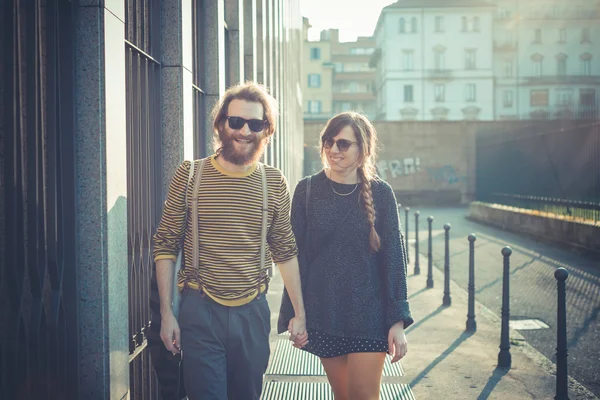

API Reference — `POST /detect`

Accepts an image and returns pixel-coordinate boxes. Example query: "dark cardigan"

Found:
[277,171,414,342]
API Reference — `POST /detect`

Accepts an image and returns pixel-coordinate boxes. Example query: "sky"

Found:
[300,0,397,42]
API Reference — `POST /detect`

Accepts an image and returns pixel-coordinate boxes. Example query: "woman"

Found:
[278,111,413,400]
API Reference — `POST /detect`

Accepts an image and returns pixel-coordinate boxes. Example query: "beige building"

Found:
[302,18,335,120]
[302,20,378,121]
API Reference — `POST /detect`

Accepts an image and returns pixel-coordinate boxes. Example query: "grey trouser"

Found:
[179,289,271,400]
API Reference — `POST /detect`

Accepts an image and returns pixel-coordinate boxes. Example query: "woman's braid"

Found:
[358,166,381,252]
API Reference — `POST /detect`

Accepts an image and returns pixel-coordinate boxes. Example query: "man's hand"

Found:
[288,316,308,348]
[160,312,181,354]
[388,321,407,363]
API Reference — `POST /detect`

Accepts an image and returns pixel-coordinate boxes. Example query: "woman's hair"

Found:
[319,111,381,252]
[211,81,279,150]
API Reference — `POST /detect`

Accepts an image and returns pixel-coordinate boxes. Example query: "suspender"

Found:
[186,159,269,299]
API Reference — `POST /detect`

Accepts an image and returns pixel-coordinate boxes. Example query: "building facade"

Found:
[372,0,600,121]
[492,0,600,119]
[302,23,377,120]
[302,18,335,120]
[1,0,303,399]
[371,0,496,121]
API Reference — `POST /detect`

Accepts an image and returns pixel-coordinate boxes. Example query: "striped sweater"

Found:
[152,155,298,306]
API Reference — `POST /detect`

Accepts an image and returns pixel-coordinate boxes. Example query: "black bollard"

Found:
[404,207,410,265]
[426,216,434,288]
[442,223,451,306]
[555,268,570,400]
[414,211,420,275]
[498,246,512,369]
[466,234,477,332]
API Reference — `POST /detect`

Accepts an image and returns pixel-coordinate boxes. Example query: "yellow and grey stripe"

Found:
[153,155,298,306]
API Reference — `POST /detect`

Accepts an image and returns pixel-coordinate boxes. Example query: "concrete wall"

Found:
[304,120,479,205]
[468,202,600,254]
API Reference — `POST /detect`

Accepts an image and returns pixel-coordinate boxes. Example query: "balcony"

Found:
[334,71,376,81]
[332,92,376,102]
[494,41,517,52]
[426,69,453,80]
[523,75,600,85]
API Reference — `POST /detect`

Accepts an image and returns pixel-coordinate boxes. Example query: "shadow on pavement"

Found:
[409,331,475,388]
[475,367,510,400]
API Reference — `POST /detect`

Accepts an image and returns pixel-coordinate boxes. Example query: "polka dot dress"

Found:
[302,330,388,358]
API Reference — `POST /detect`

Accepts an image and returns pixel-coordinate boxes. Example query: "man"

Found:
[152,82,308,399]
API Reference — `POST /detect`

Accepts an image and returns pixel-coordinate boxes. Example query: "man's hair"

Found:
[211,82,279,141]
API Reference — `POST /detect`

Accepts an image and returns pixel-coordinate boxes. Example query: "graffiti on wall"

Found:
[377,157,465,185]
[376,157,421,180]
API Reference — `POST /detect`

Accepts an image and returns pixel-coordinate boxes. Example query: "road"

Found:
[402,207,600,397]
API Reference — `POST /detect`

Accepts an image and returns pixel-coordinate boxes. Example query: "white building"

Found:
[371,0,496,121]
[492,0,600,119]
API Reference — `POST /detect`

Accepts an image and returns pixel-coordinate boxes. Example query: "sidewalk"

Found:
[263,253,599,399]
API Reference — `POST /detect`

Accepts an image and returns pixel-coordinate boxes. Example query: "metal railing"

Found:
[476,118,600,223]
[486,193,600,223]
[125,0,161,398]
[1,0,78,398]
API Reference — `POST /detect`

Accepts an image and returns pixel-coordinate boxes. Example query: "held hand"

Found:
[160,312,181,354]
[288,316,309,348]
[388,321,408,363]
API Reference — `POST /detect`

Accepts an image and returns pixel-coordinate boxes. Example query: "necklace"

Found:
[331,184,358,196]
[327,170,359,196]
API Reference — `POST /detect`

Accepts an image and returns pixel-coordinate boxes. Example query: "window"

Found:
[308,100,322,114]
[402,50,414,70]
[556,89,573,106]
[434,47,445,70]
[465,84,476,102]
[503,90,513,108]
[404,85,414,102]
[399,18,406,33]
[558,29,566,43]
[534,28,542,43]
[465,49,477,69]
[435,16,444,32]
[582,27,591,43]
[308,74,321,88]
[434,84,445,102]
[531,54,544,76]
[334,63,344,72]
[533,60,543,76]
[411,17,418,33]
[461,16,479,32]
[530,89,549,107]
[581,53,592,75]
[504,60,513,77]
[582,59,591,75]
[580,89,596,106]
[556,53,567,76]
[310,47,321,60]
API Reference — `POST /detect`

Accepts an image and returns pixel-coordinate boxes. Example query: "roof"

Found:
[383,0,496,9]
[373,0,496,36]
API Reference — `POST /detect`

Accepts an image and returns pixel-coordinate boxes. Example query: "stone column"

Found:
[74,2,129,398]
[244,0,257,81]
[204,0,226,153]
[161,0,196,190]
[225,0,244,85]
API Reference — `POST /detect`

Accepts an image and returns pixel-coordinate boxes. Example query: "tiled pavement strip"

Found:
[263,268,415,400]
[262,248,599,400]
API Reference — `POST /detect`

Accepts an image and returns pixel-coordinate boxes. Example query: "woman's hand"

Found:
[387,321,407,363]
[289,316,309,348]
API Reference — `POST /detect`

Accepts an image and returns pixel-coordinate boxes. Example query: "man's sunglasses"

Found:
[227,116,267,133]
[322,138,358,152]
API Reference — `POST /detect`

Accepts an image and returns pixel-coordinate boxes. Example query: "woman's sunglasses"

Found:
[322,138,358,152]
[227,116,267,133]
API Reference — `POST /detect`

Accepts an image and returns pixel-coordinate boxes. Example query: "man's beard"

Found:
[218,129,268,166]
